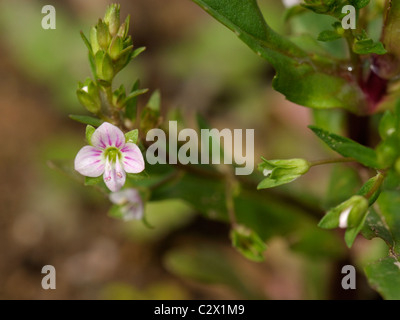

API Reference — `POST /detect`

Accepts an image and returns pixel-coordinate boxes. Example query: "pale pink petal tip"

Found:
[91,122,126,149]
[103,157,126,192]
[74,146,104,177]
[121,143,145,173]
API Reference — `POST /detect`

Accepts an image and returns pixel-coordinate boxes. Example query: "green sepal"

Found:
[257,158,310,189]
[230,225,267,262]
[125,129,139,144]
[86,125,96,145]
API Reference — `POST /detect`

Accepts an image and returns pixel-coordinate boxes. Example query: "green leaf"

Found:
[344,212,368,248]
[353,39,386,55]
[85,176,103,186]
[192,0,366,113]
[125,129,139,144]
[69,114,103,127]
[230,225,267,262]
[317,30,342,42]
[131,46,146,60]
[365,257,400,300]
[85,125,96,144]
[309,125,381,168]
[80,31,92,54]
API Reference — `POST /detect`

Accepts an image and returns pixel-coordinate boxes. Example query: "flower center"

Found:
[104,147,122,162]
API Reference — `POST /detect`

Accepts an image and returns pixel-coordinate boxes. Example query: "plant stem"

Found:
[310,157,357,167]
[225,174,238,227]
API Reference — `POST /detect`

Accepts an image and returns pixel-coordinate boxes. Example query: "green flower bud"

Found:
[77,79,101,114]
[104,4,120,37]
[95,50,114,81]
[113,45,133,74]
[89,26,100,54]
[96,19,111,50]
[257,158,310,189]
[318,195,369,229]
[108,36,123,60]
[117,15,130,39]
[230,225,267,262]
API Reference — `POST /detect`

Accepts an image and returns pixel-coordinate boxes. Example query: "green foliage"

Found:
[62,1,400,299]
[69,114,103,127]
[365,257,400,300]
[191,0,366,113]
[309,125,381,168]
[352,31,386,55]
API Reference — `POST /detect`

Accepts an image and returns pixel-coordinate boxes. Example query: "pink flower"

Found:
[109,188,144,221]
[74,122,145,192]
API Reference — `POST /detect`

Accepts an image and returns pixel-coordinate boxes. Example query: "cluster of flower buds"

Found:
[91,4,132,81]
[77,4,146,119]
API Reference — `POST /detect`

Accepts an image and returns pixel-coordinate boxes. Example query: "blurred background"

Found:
[0,0,388,299]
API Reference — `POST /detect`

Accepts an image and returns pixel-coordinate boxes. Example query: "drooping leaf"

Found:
[309,125,381,168]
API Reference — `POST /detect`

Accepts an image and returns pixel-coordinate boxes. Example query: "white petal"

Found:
[122,202,144,221]
[103,157,126,192]
[91,122,125,149]
[109,188,141,205]
[263,169,273,177]
[339,207,352,229]
[121,143,145,173]
[74,146,104,177]
[282,0,301,8]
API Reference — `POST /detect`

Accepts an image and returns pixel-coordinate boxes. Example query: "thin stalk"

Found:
[310,157,357,167]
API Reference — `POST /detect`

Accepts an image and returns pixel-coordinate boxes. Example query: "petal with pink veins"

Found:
[91,122,125,149]
[103,157,126,192]
[121,143,145,173]
[74,146,104,177]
